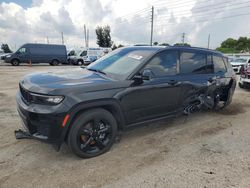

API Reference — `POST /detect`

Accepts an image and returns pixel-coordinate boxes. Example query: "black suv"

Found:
[16,46,236,158]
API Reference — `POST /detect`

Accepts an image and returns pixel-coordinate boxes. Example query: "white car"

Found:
[230,58,250,74]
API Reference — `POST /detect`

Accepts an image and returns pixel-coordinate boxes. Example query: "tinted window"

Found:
[18,48,26,53]
[206,54,214,73]
[213,55,226,73]
[68,50,75,56]
[180,51,206,74]
[80,51,87,56]
[145,50,178,77]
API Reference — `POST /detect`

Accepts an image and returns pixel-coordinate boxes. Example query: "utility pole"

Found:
[61,32,64,45]
[150,6,154,46]
[87,28,89,48]
[84,24,87,48]
[207,34,210,49]
[46,36,49,44]
[182,32,185,45]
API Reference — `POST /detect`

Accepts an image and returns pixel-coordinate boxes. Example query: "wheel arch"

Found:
[51,58,60,63]
[60,99,126,144]
[11,58,20,63]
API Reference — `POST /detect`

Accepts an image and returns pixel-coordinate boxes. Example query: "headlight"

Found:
[30,93,64,105]
[241,74,246,78]
[6,55,11,58]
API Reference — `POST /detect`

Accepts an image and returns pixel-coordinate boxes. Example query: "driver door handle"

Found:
[168,80,178,85]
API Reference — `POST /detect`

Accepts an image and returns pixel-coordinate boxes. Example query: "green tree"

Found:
[117,44,124,48]
[1,44,12,53]
[112,44,124,50]
[112,44,117,50]
[220,38,237,48]
[153,42,158,46]
[216,37,250,53]
[159,43,170,46]
[95,25,113,47]
[174,43,191,47]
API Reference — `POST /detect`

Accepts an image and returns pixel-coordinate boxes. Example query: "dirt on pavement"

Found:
[0,64,250,188]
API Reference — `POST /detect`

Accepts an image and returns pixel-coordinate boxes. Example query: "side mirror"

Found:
[133,69,153,84]
[141,69,153,80]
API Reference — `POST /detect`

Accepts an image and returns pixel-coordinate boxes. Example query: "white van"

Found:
[68,48,112,65]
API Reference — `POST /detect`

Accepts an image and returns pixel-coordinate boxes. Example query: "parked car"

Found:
[67,48,111,65]
[5,43,67,66]
[0,49,12,60]
[230,58,250,74]
[239,63,250,88]
[15,46,236,158]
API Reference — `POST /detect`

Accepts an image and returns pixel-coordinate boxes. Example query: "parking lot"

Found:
[0,64,250,188]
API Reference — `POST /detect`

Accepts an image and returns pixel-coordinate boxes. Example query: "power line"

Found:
[153,0,219,10]
[153,0,194,7]
[155,5,250,26]
[115,14,150,25]
[118,8,151,19]
[156,0,250,20]
[155,11,250,27]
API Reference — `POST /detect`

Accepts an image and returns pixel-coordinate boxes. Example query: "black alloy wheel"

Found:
[68,109,117,158]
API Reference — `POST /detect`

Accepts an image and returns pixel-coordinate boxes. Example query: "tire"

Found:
[239,82,245,88]
[51,59,59,66]
[11,59,20,66]
[67,108,117,158]
[77,60,83,65]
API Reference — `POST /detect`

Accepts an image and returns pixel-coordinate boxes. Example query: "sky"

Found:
[0,0,250,51]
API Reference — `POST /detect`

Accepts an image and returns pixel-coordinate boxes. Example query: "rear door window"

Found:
[213,55,227,73]
[180,51,207,74]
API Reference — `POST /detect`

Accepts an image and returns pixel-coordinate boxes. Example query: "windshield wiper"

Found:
[87,68,106,75]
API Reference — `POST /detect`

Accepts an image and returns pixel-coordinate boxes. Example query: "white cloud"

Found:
[0,0,250,50]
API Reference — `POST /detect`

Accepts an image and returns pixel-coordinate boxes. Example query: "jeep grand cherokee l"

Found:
[16,46,236,158]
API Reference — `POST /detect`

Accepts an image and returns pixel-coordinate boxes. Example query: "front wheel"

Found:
[239,82,245,88]
[77,60,83,65]
[11,59,20,66]
[67,109,117,158]
[50,59,59,66]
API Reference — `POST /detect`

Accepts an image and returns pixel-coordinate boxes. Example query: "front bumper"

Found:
[16,91,68,147]
[240,76,250,84]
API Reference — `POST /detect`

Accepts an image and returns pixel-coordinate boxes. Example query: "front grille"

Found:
[19,85,31,103]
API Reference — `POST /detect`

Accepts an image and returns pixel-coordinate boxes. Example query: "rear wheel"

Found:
[214,82,235,110]
[50,59,59,66]
[67,109,117,158]
[11,59,20,66]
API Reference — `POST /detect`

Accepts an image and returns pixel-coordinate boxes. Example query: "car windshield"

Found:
[87,48,157,79]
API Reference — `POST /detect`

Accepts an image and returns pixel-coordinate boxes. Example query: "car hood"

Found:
[20,68,129,94]
[231,62,246,66]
